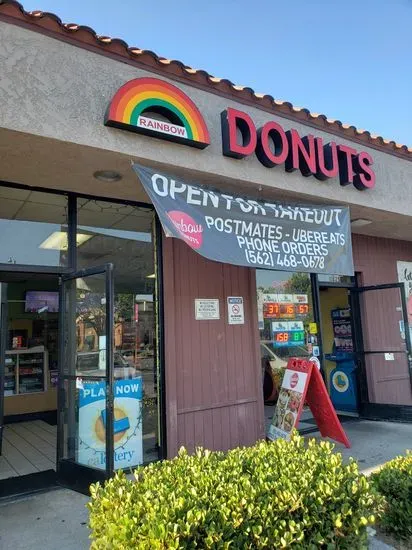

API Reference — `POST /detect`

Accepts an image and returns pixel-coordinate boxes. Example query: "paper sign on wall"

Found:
[397,261,412,324]
[268,358,350,448]
[227,297,244,325]
[195,298,220,320]
[309,322,318,335]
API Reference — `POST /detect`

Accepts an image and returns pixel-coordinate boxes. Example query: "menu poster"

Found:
[49,369,58,387]
[268,358,351,448]
[268,362,309,441]
[331,308,353,352]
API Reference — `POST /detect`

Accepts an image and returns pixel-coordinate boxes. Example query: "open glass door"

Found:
[350,283,412,418]
[0,283,7,455]
[57,265,114,491]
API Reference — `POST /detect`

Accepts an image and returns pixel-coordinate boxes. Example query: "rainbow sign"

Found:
[105,77,210,149]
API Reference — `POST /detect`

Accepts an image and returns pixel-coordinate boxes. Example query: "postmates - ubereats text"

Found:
[204,216,346,269]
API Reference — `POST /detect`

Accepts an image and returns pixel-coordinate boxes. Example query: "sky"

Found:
[21,0,411,146]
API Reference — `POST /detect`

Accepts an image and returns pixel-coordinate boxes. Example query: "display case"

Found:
[3,347,48,397]
[4,354,17,396]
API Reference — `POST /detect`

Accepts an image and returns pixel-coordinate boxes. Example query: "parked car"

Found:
[120,349,135,367]
[76,351,137,379]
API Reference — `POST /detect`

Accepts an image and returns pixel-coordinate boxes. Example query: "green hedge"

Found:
[88,434,377,549]
[371,452,412,541]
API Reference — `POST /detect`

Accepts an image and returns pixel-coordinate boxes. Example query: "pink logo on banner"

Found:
[167,210,203,250]
[290,372,299,389]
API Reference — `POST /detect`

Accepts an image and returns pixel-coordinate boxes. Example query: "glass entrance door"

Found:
[350,283,412,416]
[57,265,114,489]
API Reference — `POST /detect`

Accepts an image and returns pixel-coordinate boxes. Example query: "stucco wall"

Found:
[0,21,411,219]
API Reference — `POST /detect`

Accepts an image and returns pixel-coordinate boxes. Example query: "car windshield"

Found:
[262,341,309,360]
[76,351,129,371]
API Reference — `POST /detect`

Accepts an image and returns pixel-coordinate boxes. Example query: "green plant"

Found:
[371,452,412,541]
[88,434,377,549]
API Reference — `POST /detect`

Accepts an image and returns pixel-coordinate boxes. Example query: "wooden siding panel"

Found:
[163,237,263,457]
[162,232,179,458]
[353,235,412,406]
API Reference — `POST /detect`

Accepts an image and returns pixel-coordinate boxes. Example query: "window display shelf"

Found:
[3,347,48,396]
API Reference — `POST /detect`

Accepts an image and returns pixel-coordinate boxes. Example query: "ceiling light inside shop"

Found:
[351,218,372,228]
[93,170,123,182]
[39,231,92,250]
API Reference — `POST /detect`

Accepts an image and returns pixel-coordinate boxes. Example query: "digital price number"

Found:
[263,303,309,319]
[295,304,309,316]
[273,330,305,348]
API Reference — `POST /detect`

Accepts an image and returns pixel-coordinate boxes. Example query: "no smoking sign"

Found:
[227,297,245,325]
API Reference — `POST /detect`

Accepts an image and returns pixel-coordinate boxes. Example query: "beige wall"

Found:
[0,21,411,224]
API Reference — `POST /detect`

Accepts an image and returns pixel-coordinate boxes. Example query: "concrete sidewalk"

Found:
[0,487,90,550]
[0,420,410,550]
[306,419,412,475]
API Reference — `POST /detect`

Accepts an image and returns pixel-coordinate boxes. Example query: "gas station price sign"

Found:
[272,320,306,348]
[273,330,305,347]
[295,303,310,316]
[264,302,309,319]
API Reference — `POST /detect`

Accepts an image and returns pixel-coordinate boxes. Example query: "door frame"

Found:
[0,282,8,455]
[0,182,165,492]
[56,264,115,491]
[315,274,360,412]
[350,282,412,421]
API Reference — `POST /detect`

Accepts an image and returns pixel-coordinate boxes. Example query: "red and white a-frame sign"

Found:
[267,358,351,448]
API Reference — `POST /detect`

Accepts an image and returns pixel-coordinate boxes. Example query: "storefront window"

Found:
[256,270,316,409]
[0,187,68,267]
[75,199,159,466]
[318,274,354,285]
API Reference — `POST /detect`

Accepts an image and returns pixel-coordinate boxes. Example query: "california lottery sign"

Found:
[78,378,143,470]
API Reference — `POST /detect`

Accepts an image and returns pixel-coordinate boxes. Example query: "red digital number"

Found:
[296,304,309,315]
[278,304,294,317]
[276,332,289,342]
[264,303,280,318]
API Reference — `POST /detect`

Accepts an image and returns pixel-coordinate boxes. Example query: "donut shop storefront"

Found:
[0,2,412,492]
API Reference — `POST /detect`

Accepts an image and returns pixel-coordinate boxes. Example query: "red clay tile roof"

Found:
[0,0,411,159]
